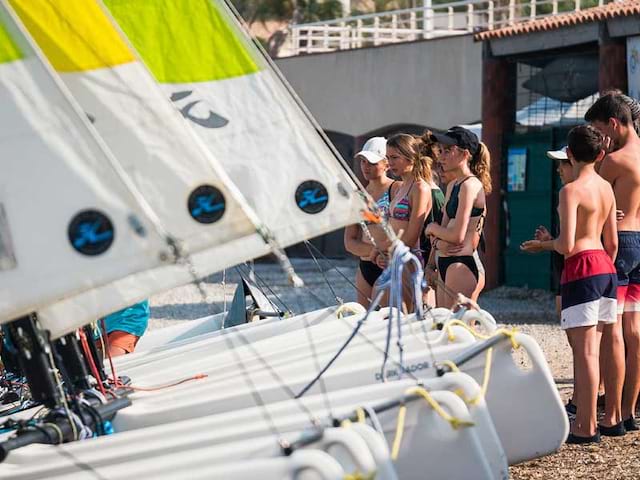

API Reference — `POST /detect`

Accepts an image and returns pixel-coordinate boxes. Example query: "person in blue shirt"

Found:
[102,300,149,356]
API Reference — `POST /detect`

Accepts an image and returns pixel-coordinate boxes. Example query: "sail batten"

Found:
[104,0,368,252]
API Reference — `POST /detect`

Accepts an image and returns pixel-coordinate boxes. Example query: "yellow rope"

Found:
[444,320,520,349]
[471,347,493,405]
[341,419,352,428]
[390,385,476,460]
[344,471,377,480]
[449,348,494,406]
[388,328,519,460]
[439,323,508,406]
[405,386,475,429]
[495,328,521,349]
[356,407,366,424]
[443,319,487,341]
[390,404,407,461]
[335,303,364,319]
[440,360,460,372]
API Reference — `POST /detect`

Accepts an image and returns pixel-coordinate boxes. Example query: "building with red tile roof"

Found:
[475,1,640,289]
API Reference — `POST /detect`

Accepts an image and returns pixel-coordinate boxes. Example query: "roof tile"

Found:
[474,1,640,41]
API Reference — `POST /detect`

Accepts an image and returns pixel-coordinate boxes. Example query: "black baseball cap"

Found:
[431,126,479,156]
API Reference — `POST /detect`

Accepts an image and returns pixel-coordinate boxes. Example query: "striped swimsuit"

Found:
[388,181,423,263]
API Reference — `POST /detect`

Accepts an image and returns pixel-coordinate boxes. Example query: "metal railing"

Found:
[286,0,612,56]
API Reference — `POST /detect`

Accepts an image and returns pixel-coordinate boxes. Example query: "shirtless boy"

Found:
[586,94,640,431]
[522,125,617,443]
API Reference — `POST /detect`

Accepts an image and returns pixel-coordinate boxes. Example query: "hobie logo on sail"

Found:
[170,91,228,129]
[68,210,114,256]
[188,185,226,224]
[295,181,329,214]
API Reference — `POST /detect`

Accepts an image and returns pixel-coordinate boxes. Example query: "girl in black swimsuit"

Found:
[424,126,491,308]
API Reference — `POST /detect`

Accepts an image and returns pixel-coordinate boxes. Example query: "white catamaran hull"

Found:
[0,375,509,480]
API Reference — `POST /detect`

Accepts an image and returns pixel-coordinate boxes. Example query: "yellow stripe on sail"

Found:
[104,0,260,83]
[0,16,22,63]
[9,0,134,72]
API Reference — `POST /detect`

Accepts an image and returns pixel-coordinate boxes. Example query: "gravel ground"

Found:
[149,258,640,480]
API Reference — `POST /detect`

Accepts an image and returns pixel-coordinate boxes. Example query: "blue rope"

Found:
[295,289,385,399]
[295,240,426,396]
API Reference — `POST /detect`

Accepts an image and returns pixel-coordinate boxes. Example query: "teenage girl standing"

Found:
[377,132,432,311]
[344,137,393,307]
[425,127,491,308]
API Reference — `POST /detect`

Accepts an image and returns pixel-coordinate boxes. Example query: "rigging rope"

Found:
[239,263,293,315]
[120,374,208,392]
[444,348,494,406]
[303,241,373,304]
[230,326,324,424]
[390,386,476,460]
[221,269,227,328]
[296,242,431,397]
[304,241,342,305]
[220,330,283,438]
[100,319,118,388]
[295,289,384,399]
[78,329,107,399]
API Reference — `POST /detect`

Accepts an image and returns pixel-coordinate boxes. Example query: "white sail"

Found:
[0,4,170,325]
[6,0,272,338]
[104,0,368,250]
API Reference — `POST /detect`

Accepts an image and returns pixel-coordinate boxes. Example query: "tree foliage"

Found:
[230,0,345,26]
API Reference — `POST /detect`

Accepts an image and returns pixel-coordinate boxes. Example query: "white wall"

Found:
[275,34,482,136]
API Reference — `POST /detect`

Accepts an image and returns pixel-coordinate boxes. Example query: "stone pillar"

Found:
[599,23,627,93]
[481,42,516,290]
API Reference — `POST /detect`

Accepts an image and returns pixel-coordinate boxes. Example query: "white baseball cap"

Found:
[546,146,568,160]
[355,137,387,164]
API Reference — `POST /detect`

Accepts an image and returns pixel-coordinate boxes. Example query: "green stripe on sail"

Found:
[104,0,259,83]
[0,18,23,63]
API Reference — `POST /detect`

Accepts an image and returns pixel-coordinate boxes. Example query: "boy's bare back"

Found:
[599,136,640,231]
[563,171,616,255]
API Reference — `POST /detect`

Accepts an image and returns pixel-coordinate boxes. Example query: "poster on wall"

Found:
[507,147,527,192]
[628,36,640,100]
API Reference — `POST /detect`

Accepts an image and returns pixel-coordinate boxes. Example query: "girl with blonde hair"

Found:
[374,131,433,311]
